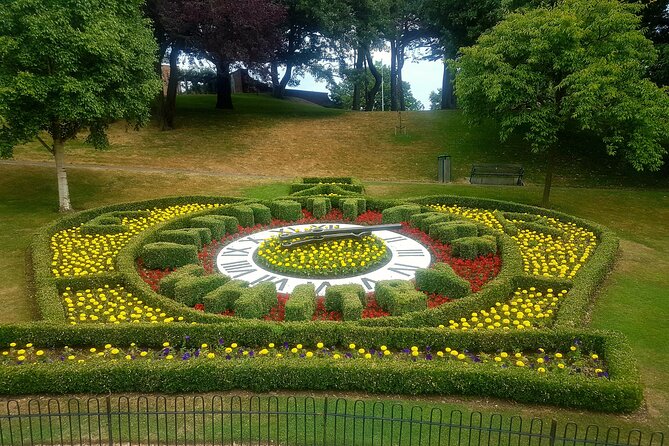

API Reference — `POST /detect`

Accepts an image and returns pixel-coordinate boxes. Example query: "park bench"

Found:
[469,164,524,186]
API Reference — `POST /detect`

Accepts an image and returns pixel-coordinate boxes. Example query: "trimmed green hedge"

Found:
[381,205,422,224]
[285,284,316,321]
[159,264,206,298]
[203,280,248,313]
[215,205,255,228]
[415,263,471,298]
[451,236,497,260]
[174,275,231,307]
[141,242,199,270]
[234,282,278,319]
[325,284,365,321]
[307,197,331,219]
[341,198,366,221]
[429,221,478,243]
[157,228,212,248]
[375,281,427,316]
[248,203,272,225]
[268,200,303,222]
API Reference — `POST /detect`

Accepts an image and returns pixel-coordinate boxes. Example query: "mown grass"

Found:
[1,94,668,433]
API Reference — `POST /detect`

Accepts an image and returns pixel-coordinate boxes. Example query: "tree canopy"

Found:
[0,0,161,211]
[455,0,669,206]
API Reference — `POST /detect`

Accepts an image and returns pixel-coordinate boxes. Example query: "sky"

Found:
[290,50,444,110]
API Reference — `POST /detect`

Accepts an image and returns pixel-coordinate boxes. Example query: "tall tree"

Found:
[161,0,285,109]
[455,0,669,207]
[0,0,161,212]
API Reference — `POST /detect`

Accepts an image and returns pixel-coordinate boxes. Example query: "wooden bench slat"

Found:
[470,164,524,186]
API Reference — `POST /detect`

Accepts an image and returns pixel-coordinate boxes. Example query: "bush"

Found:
[428,222,478,243]
[234,282,278,319]
[307,197,331,219]
[248,203,272,225]
[215,205,255,228]
[203,280,248,313]
[415,263,471,298]
[375,281,427,315]
[268,200,303,222]
[190,216,228,240]
[141,242,199,269]
[285,284,316,321]
[174,275,231,307]
[325,284,365,312]
[159,264,206,298]
[381,205,422,224]
[157,228,212,248]
[340,198,358,221]
[342,294,364,321]
[81,215,126,235]
[451,236,497,260]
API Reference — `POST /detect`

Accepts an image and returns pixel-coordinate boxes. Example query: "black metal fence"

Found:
[0,395,663,445]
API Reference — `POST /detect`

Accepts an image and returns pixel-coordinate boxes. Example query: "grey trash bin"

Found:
[438,155,451,183]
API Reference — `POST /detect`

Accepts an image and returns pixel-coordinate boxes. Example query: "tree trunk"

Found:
[441,60,455,110]
[272,62,293,99]
[270,61,281,97]
[396,44,405,111]
[351,48,364,111]
[53,138,72,212]
[390,40,398,111]
[162,43,181,130]
[364,48,382,111]
[215,60,233,110]
[542,156,554,208]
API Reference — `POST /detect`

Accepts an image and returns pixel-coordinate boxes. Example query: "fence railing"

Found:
[0,395,663,446]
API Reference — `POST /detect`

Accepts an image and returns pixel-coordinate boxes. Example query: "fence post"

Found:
[321,397,328,446]
[106,395,114,446]
[549,419,558,446]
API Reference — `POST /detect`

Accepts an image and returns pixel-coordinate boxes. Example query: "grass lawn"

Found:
[0,94,667,434]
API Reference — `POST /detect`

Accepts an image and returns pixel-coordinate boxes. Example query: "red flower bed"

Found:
[137,209,501,321]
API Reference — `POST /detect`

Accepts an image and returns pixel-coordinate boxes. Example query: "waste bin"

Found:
[438,155,451,183]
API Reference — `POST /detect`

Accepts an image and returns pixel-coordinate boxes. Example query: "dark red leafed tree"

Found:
[160,0,286,109]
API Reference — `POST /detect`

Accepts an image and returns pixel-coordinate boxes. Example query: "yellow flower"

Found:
[457,353,465,360]
[36,350,44,356]
[140,351,148,357]
[591,354,599,360]
[231,343,237,348]
[9,342,16,347]
[537,367,546,373]
[105,344,112,349]
[165,355,174,360]
[162,342,170,347]
[207,353,215,359]
[17,355,25,361]
[201,343,208,349]
[516,361,525,367]
[68,355,76,360]
[349,343,355,349]
[90,348,97,353]
[306,352,314,358]
[268,343,275,348]
[25,343,33,348]
[333,354,341,359]
[316,342,324,349]
[296,344,303,349]
[111,348,119,355]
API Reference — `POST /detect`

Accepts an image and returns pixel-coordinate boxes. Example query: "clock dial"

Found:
[216,224,432,295]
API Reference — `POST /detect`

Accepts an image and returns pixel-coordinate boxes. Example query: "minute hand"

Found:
[278,224,403,242]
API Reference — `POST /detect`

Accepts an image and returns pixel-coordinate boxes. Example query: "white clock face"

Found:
[216,224,432,295]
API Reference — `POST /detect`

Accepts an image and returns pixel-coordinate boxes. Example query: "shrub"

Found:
[268,200,303,222]
[415,263,471,299]
[375,280,427,315]
[451,236,497,260]
[285,284,316,321]
[307,197,331,219]
[141,242,199,269]
[81,215,126,235]
[190,217,227,240]
[428,222,478,243]
[341,294,364,321]
[381,205,422,224]
[216,205,255,228]
[325,284,365,312]
[157,228,212,248]
[203,280,249,314]
[234,282,278,319]
[248,203,272,225]
[158,265,206,298]
[174,275,231,307]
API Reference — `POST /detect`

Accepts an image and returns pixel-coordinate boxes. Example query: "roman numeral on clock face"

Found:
[387,263,420,277]
[396,249,426,257]
[219,260,256,278]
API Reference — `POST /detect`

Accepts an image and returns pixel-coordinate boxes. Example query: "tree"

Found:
[160,0,285,109]
[0,0,161,212]
[329,62,424,110]
[428,89,441,110]
[456,0,669,207]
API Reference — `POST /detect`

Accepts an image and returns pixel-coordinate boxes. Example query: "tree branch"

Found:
[35,135,54,155]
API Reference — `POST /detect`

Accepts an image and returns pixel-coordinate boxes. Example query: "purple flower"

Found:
[402,348,410,354]
[345,353,352,359]
[369,348,376,355]
[181,353,191,360]
[426,354,433,361]
[194,349,200,358]
[225,355,231,360]
[249,351,255,357]
[283,342,290,349]
[162,348,170,355]
[426,346,431,352]
[299,353,305,358]
[184,335,190,341]
[218,338,224,345]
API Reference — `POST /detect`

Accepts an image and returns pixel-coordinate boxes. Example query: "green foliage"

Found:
[216,205,254,228]
[307,197,331,219]
[415,263,471,298]
[324,284,366,319]
[375,281,428,316]
[80,216,126,235]
[203,280,248,314]
[159,265,206,299]
[140,242,199,270]
[174,275,231,308]
[429,221,478,243]
[268,200,303,222]
[0,0,161,155]
[292,177,364,194]
[234,282,278,319]
[247,203,272,225]
[285,284,316,321]
[158,228,212,248]
[381,204,422,224]
[451,236,497,260]
[456,0,669,173]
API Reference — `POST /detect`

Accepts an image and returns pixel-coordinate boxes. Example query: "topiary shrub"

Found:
[418,213,457,233]
[157,228,212,248]
[233,282,278,319]
[325,284,365,312]
[285,284,316,321]
[269,200,303,222]
[375,280,427,315]
[216,205,255,228]
[159,264,206,298]
[381,204,422,224]
[342,294,364,321]
[414,263,471,299]
[174,275,231,307]
[203,280,248,314]
[342,198,367,221]
[141,242,199,269]
[190,216,227,239]
[428,221,478,243]
[81,215,126,235]
[247,203,272,225]
[307,197,331,219]
[451,236,497,260]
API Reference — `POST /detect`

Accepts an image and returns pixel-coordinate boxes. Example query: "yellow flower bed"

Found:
[427,205,597,278]
[62,285,184,325]
[255,233,389,278]
[50,203,219,277]
[438,287,567,331]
